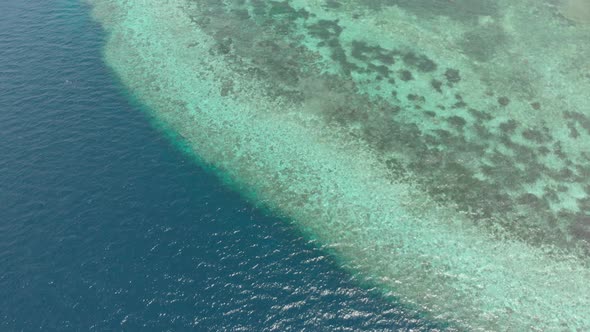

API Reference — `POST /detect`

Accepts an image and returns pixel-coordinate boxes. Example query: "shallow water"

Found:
[85,0,590,330]
[0,0,449,330]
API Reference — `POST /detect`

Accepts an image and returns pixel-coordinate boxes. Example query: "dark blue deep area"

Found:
[0,1,440,330]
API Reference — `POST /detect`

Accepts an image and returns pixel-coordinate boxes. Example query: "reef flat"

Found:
[88,0,590,330]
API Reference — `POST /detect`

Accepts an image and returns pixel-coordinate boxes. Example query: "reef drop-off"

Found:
[88,0,590,330]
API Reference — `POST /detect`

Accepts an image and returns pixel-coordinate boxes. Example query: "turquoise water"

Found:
[88,0,590,330]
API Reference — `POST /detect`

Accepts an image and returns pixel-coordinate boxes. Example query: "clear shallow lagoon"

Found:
[2,0,590,330]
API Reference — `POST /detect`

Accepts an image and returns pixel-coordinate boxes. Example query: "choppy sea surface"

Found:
[3,0,590,330]
[0,1,442,330]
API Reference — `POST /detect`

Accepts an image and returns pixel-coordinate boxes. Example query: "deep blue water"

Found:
[0,1,441,330]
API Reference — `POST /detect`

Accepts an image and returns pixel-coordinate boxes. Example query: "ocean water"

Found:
[0,0,443,330]
[3,0,590,330]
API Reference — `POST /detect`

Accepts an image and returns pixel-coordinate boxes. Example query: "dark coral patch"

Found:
[497,96,510,106]
[474,123,492,139]
[517,193,547,210]
[402,51,437,72]
[431,79,442,92]
[570,215,590,241]
[553,141,567,160]
[376,52,395,65]
[452,95,467,108]
[444,68,461,84]
[350,40,396,65]
[568,122,580,138]
[531,102,541,110]
[452,101,467,109]
[543,187,560,203]
[564,111,590,134]
[447,115,467,128]
[499,120,518,134]
[368,63,391,77]
[468,108,492,121]
[325,0,342,9]
[522,128,551,143]
[407,94,425,102]
[537,146,551,155]
[399,70,413,81]
[307,19,343,40]
[351,40,371,60]
[269,1,299,18]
